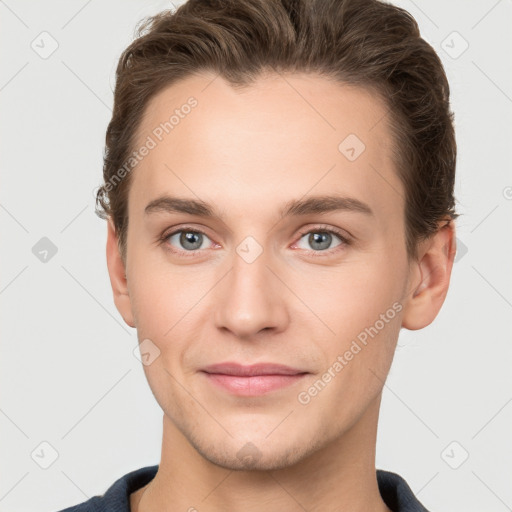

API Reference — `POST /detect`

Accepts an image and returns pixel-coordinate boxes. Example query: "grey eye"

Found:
[296,231,343,251]
[168,231,209,251]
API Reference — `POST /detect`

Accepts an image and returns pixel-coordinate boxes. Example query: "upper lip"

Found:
[201,362,307,377]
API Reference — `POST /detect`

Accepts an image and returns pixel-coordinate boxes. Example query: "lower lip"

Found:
[202,372,307,396]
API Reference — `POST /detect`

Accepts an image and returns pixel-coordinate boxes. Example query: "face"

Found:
[111,72,421,470]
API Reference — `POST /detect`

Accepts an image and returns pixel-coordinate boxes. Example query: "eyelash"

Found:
[158,224,352,258]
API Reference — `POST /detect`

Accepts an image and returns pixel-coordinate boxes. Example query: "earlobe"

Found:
[401,220,456,331]
[106,217,136,328]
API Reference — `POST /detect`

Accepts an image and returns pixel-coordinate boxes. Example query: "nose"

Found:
[213,243,289,339]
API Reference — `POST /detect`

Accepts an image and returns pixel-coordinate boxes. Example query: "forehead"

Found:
[129,71,402,223]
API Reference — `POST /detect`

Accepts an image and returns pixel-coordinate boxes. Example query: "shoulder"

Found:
[377,469,431,512]
[55,465,159,512]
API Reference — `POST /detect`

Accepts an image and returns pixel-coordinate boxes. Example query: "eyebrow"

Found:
[144,194,374,219]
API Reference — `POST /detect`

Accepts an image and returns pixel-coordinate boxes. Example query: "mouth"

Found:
[200,362,309,396]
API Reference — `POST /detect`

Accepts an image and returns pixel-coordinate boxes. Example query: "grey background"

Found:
[1,1,511,511]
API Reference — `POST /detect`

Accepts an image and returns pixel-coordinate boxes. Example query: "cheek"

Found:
[126,235,201,328]
[135,285,195,338]
[292,253,407,396]
[294,255,404,335]
[127,259,210,375]
[127,260,189,340]
[128,269,198,408]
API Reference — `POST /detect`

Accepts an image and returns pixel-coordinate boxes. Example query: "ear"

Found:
[401,220,457,330]
[106,217,136,328]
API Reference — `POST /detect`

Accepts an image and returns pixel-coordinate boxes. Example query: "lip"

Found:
[200,362,309,396]
[201,362,306,376]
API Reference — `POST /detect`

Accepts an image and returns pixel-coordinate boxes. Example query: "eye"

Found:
[161,227,213,255]
[293,226,350,255]
[159,224,351,258]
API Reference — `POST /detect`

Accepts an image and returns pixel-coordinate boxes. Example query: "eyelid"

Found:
[295,224,352,244]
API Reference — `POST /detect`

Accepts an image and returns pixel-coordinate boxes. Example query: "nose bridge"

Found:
[214,235,288,337]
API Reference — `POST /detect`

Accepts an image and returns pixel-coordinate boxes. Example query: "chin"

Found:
[187,427,327,472]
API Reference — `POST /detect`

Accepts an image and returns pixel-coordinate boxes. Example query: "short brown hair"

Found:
[95,0,458,263]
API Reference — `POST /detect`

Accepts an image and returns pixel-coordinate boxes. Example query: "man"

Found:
[59,0,457,510]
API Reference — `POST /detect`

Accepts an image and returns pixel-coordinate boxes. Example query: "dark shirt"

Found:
[56,465,430,511]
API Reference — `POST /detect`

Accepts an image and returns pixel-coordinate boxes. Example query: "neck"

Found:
[132,393,391,512]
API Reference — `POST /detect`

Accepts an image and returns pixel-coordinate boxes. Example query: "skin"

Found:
[105,71,456,512]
